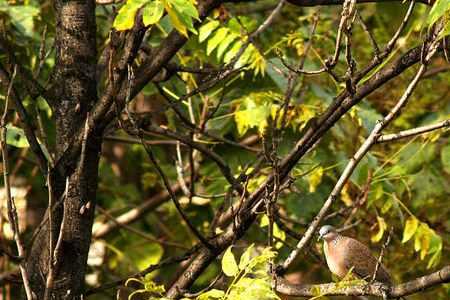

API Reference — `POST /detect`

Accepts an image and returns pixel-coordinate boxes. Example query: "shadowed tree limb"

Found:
[0,64,49,175]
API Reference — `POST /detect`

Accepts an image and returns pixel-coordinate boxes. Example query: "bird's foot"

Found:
[379,283,390,300]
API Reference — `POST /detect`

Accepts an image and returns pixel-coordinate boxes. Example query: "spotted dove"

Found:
[318,225,392,285]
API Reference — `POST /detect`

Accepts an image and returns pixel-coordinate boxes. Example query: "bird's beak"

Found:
[317,233,323,241]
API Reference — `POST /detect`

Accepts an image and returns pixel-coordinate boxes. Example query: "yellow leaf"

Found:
[222,246,239,277]
[414,227,422,252]
[420,230,431,260]
[308,166,324,193]
[371,216,387,243]
[340,183,353,206]
[414,223,431,257]
[113,0,147,31]
[260,215,269,227]
[402,216,419,243]
[142,0,164,26]
[165,3,188,37]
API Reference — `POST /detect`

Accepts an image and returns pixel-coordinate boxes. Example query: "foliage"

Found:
[125,245,279,300]
[113,0,199,36]
[198,18,266,75]
[0,0,449,299]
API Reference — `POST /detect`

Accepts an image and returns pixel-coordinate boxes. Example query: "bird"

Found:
[318,225,392,285]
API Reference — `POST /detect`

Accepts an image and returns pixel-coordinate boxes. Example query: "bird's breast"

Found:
[324,241,347,278]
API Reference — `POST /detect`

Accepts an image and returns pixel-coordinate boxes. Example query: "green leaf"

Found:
[427,249,441,269]
[239,244,254,270]
[169,0,199,20]
[216,32,239,59]
[5,124,29,148]
[223,41,242,64]
[199,20,220,43]
[128,242,163,271]
[402,216,419,243]
[427,0,450,27]
[142,0,164,26]
[234,96,271,136]
[273,223,286,249]
[207,27,229,56]
[0,5,39,37]
[441,143,450,173]
[113,0,148,31]
[165,0,198,36]
[222,246,239,277]
[197,289,225,300]
[166,0,198,35]
[165,2,188,37]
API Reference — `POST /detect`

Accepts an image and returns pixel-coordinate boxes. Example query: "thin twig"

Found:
[96,206,189,249]
[371,227,392,284]
[376,119,450,142]
[124,65,214,250]
[0,66,33,300]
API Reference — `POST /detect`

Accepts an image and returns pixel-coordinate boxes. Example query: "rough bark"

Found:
[25,1,100,299]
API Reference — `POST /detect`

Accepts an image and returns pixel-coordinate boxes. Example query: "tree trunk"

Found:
[25,1,99,299]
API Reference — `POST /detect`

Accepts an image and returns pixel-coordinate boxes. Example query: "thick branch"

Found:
[92,181,184,238]
[276,265,450,298]
[287,0,433,6]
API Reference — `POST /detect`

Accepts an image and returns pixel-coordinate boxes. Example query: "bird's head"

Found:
[318,225,338,241]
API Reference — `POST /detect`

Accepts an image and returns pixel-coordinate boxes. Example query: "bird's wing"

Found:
[342,237,392,284]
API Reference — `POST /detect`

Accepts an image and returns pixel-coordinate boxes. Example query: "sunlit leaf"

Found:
[234,96,271,136]
[427,0,450,26]
[207,27,229,55]
[260,215,269,227]
[216,32,239,59]
[113,0,148,31]
[223,41,243,63]
[128,242,163,271]
[222,246,239,277]
[239,244,254,270]
[371,216,387,243]
[402,216,419,243]
[142,0,164,26]
[5,124,29,148]
[169,0,199,20]
[308,166,323,193]
[197,289,225,300]
[199,20,220,42]
[166,0,198,35]
[0,5,39,36]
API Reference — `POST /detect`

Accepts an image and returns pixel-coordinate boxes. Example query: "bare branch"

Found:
[0,64,48,175]
[92,181,185,238]
[286,0,432,6]
[0,66,34,300]
[377,119,450,143]
[276,265,450,298]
